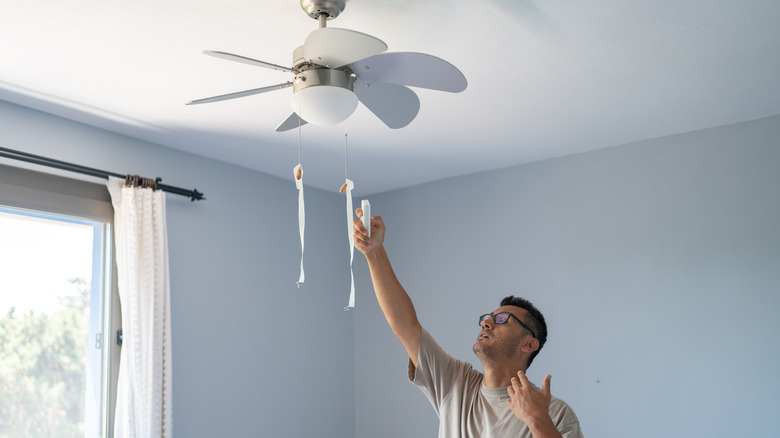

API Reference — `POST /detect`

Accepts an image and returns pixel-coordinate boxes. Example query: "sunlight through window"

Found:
[0,207,111,438]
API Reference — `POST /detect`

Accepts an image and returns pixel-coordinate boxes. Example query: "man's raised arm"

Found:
[354,209,422,366]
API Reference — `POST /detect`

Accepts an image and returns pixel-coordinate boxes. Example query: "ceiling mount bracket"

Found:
[300,0,346,22]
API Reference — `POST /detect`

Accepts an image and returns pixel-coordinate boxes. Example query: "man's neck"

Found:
[482,362,527,388]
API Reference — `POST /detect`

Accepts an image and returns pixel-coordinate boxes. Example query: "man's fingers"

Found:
[353,206,369,235]
[517,371,531,386]
[543,374,552,396]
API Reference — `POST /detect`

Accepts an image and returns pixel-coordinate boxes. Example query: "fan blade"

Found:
[203,50,298,73]
[186,82,292,105]
[275,112,308,132]
[351,52,467,93]
[303,28,387,68]
[354,80,420,129]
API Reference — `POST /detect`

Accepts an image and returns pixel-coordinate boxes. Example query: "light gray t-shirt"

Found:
[408,328,583,438]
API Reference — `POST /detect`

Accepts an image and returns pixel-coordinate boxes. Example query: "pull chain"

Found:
[298,105,302,166]
[339,122,350,194]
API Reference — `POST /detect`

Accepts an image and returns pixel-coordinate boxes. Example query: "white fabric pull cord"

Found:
[344,178,355,310]
[294,164,305,287]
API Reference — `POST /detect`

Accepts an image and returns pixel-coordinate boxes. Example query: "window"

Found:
[0,163,119,438]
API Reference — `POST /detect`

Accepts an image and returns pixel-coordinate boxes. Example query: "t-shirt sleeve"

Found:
[549,397,584,438]
[408,327,475,414]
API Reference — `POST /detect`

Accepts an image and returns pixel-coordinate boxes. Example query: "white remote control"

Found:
[361,200,371,238]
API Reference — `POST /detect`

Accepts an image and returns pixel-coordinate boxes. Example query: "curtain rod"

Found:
[0,146,205,201]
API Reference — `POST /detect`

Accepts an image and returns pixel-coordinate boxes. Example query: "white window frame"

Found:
[0,162,121,438]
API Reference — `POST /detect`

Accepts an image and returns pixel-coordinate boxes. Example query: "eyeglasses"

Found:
[478,312,537,339]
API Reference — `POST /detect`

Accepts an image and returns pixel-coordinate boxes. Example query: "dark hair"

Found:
[500,296,548,368]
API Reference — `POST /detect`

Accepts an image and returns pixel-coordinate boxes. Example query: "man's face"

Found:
[472,305,532,361]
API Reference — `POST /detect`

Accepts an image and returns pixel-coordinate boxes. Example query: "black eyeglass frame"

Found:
[478,312,537,339]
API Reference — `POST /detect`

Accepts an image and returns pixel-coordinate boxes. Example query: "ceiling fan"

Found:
[186,0,467,132]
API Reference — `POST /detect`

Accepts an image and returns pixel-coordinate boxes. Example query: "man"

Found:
[354,209,583,438]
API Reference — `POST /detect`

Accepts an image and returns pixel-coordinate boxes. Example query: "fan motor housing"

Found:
[291,45,355,93]
[292,68,355,93]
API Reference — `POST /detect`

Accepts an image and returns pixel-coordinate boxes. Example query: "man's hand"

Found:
[507,372,561,437]
[354,208,385,256]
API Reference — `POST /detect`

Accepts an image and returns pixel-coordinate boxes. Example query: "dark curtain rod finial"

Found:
[190,190,205,202]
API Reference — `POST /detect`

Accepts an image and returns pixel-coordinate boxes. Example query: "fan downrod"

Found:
[300,0,346,22]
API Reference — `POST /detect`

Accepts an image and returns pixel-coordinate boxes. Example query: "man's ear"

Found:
[521,337,540,353]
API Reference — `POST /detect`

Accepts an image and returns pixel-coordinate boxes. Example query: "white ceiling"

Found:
[2,0,779,196]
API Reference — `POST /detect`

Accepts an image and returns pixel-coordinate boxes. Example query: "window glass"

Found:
[0,205,112,437]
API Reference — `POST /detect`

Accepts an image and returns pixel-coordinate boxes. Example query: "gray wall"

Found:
[0,99,355,438]
[354,115,780,438]
[4,97,780,437]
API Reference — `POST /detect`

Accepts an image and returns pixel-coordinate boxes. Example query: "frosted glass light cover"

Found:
[290,86,358,126]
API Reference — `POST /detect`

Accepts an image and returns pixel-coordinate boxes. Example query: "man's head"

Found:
[472,296,548,370]
[499,296,547,368]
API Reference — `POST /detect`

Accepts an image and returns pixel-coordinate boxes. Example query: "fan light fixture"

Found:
[290,86,357,126]
[187,0,467,131]
[290,65,358,126]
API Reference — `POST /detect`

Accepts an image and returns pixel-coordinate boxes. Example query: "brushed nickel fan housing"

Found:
[292,68,355,93]
[291,46,356,94]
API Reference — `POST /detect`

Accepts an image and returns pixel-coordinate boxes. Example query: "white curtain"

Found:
[107,177,173,438]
